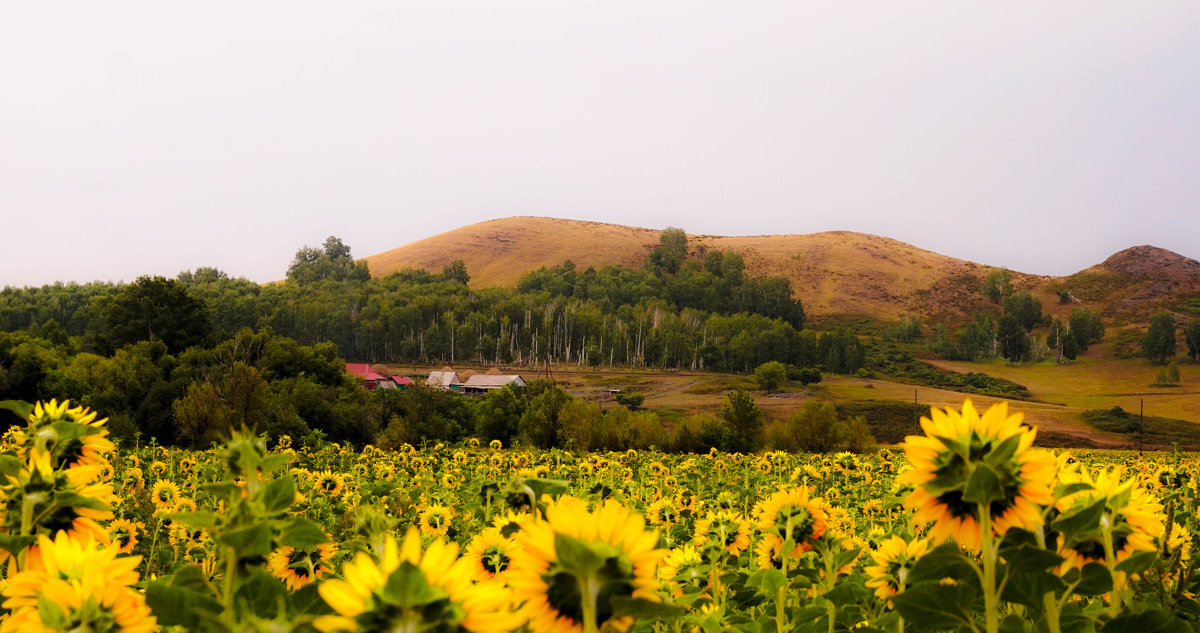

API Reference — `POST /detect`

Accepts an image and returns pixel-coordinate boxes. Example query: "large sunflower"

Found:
[507,496,664,633]
[864,535,929,602]
[463,528,520,582]
[897,399,1055,551]
[692,510,751,557]
[753,486,829,558]
[316,527,521,633]
[1,532,156,633]
[268,543,337,591]
[1053,466,1164,575]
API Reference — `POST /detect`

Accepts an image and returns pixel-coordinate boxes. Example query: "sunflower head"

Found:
[754,486,829,557]
[316,527,522,633]
[898,399,1055,551]
[1053,466,1164,576]
[864,535,929,602]
[509,496,664,633]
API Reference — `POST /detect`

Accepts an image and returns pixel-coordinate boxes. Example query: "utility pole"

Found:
[1138,398,1144,457]
[914,389,920,435]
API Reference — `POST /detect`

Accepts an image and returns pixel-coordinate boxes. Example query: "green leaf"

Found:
[554,532,606,577]
[169,511,220,529]
[0,534,37,558]
[382,561,440,608]
[526,477,570,498]
[217,524,272,558]
[963,464,1004,505]
[291,582,334,617]
[235,569,286,619]
[907,543,977,588]
[1072,562,1113,596]
[279,518,329,549]
[260,453,294,475]
[0,400,33,420]
[1052,498,1108,540]
[0,454,23,478]
[37,597,67,629]
[891,583,978,632]
[1000,545,1064,574]
[745,569,787,598]
[1101,610,1192,633]
[145,581,227,632]
[610,597,685,620]
[1114,550,1157,575]
[261,476,297,514]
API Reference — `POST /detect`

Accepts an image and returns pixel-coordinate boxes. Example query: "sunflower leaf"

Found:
[1100,609,1192,633]
[1051,498,1108,540]
[382,561,439,608]
[0,400,32,420]
[963,464,1003,506]
[218,524,272,558]
[745,569,787,598]
[1071,562,1113,596]
[891,583,978,632]
[279,518,329,549]
[554,532,606,577]
[610,597,685,620]
[1114,550,1157,575]
[261,476,297,514]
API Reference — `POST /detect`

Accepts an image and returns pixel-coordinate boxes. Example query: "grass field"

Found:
[393,357,1188,448]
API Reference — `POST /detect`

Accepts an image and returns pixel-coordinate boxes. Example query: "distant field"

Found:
[390,360,1159,448]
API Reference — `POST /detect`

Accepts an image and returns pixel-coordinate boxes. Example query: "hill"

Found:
[363,217,1200,324]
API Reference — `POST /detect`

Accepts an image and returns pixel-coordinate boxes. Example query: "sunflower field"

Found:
[0,398,1198,633]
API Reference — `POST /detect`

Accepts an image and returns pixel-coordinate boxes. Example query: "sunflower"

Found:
[22,399,116,472]
[897,399,1055,552]
[1053,466,1164,574]
[489,439,503,449]
[1,532,155,633]
[315,527,522,633]
[148,460,168,478]
[121,467,145,494]
[491,510,532,537]
[419,504,455,537]
[314,471,345,497]
[864,535,929,602]
[464,528,520,582]
[151,480,182,511]
[646,498,681,527]
[268,543,337,591]
[754,486,829,558]
[0,448,114,545]
[658,544,707,598]
[507,496,663,633]
[693,511,752,557]
[755,534,786,570]
[108,518,143,555]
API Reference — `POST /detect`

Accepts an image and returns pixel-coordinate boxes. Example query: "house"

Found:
[425,366,525,395]
[426,367,461,390]
[346,363,412,390]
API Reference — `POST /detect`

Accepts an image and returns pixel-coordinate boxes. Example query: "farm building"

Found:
[425,367,524,395]
[345,363,412,390]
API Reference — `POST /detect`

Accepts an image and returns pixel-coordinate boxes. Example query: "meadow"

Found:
[4,397,1198,633]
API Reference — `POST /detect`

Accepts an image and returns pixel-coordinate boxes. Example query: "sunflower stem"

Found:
[978,504,999,633]
[1100,514,1122,617]
[1033,526,1062,633]
[581,574,601,633]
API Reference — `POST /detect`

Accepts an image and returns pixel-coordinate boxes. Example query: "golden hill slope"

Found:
[362,217,1200,323]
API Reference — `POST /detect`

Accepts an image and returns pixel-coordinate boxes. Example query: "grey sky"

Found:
[3,1,1198,288]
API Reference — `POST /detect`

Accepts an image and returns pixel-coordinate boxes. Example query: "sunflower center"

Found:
[481,546,510,574]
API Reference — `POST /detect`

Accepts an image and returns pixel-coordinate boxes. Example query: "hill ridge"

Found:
[363,217,1200,323]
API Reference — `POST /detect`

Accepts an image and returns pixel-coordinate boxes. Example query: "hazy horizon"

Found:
[3,2,1198,287]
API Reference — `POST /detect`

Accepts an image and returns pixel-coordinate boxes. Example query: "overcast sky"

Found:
[3,1,1198,288]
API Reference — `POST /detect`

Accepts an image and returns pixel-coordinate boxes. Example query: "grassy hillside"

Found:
[362,216,1200,326]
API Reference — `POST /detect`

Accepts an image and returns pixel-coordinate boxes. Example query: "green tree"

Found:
[101,275,211,354]
[443,260,470,286]
[785,400,842,453]
[476,385,526,444]
[519,384,570,448]
[1068,308,1105,351]
[1184,319,1200,361]
[1003,292,1043,332]
[983,268,1013,303]
[754,361,787,393]
[997,314,1029,364]
[173,381,231,448]
[1143,311,1177,364]
[719,389,763,453]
